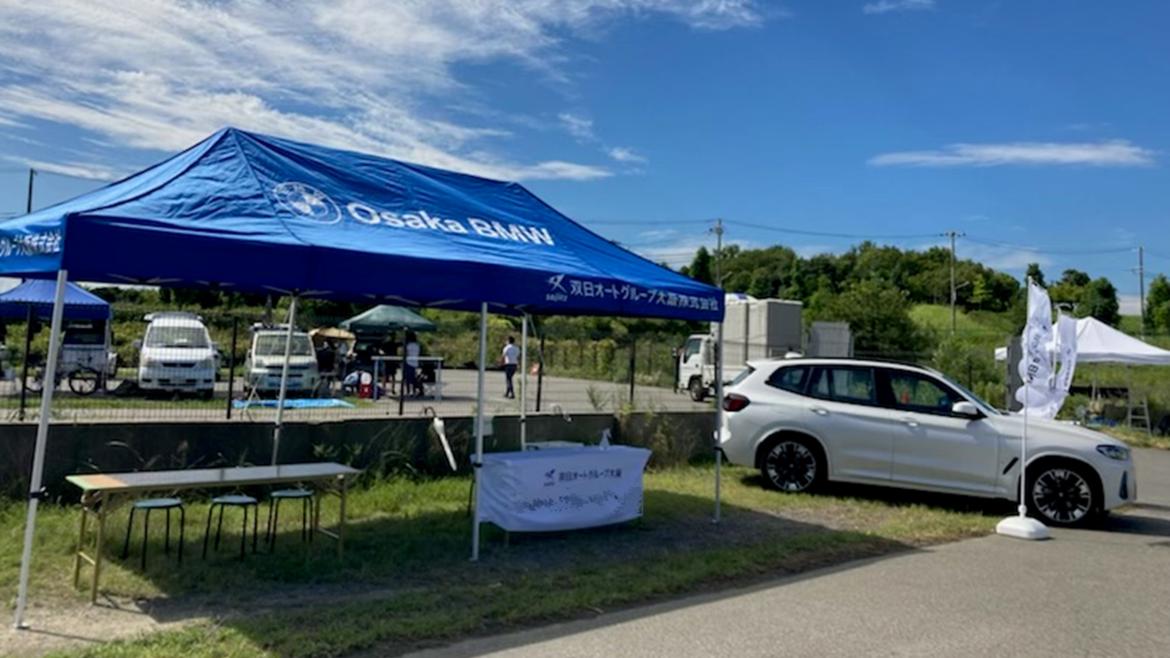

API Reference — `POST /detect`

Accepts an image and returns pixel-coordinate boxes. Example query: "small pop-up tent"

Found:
[1,128,725,628]
[339,305,435,334]
[0,280,110,321]
[995,317,1170,365]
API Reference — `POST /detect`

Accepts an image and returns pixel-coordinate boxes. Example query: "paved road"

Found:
[405,448,1170,658]
[1,370,707,423]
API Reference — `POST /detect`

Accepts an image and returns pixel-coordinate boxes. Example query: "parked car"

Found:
[720,358,1136,527]
[244,325,319,396]
[136,312,218,398]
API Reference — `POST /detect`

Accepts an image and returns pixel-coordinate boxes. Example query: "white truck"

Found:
[136,312,219,398]
[677,297,805,401]
[244,325,320,396]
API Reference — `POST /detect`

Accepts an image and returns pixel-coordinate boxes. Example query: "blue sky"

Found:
[1,0,1166,311]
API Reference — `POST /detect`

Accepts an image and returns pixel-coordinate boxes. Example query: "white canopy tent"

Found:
[996,317,1170,365]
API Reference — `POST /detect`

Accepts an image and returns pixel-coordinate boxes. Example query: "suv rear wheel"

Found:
[760,435,823,493]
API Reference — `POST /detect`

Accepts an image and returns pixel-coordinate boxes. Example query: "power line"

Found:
[726,219,938,240]
[964,235,1136,256]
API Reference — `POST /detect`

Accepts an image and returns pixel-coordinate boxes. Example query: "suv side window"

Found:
[885,369,962,415]
[808,366,877,406]
[765,365,809,394]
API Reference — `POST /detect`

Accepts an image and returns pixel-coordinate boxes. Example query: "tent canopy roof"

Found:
[995,316,1170,365]
[1073,316,1170,365]
[0,128,722,322]
[0,280,110,321]
[339,305,435,334]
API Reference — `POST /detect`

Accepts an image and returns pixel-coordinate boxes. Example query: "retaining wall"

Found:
[0,411,715,500]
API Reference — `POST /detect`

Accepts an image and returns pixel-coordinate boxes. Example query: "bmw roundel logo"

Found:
[273,182,341,224]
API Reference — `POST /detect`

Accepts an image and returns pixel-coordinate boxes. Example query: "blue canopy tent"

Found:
[2,128,725,627]
[0,280,111,321]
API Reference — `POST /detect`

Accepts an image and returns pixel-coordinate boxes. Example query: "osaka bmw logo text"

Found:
[273,182,341,224]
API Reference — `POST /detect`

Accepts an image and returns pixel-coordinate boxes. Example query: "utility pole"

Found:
[1139,246,1146,339]
[712,218,723,286]
[25,168,36,214]
[944,230,965,334]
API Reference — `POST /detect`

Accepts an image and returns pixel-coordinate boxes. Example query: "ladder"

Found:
[1127,397,1151,435]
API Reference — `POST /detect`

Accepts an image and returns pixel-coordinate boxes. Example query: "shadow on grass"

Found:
[58,484,919,657]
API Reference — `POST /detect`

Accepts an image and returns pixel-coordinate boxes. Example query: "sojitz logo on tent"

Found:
[272,182,341,224]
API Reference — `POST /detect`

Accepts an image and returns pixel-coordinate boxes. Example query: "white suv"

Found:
[136,312,218,398]
[720,358,1136,527]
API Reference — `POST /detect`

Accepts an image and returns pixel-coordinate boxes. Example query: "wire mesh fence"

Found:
[0,302,703,425]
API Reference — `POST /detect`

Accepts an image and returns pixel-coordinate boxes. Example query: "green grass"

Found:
[3,465,997,658]
[1101,425,1170,451]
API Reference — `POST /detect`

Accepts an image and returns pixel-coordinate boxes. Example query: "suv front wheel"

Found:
[760,436,823,493]
[1026,461,1099,527]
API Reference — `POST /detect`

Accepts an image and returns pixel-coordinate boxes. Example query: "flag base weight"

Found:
[996,514,1050,541]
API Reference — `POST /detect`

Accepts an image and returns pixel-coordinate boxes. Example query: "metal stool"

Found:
[121,497,184,569]
[202,494,259,559]
[265,488,316,550]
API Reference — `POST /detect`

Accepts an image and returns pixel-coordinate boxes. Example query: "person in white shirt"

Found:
[403,330,421,397]
[501,336,520,399]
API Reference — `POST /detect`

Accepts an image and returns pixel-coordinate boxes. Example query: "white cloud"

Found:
[0,1,761,182]
[22,159,121,182]
[869,140,1156,168]
[559,113,596,142]
[863,0,935,15]
[607,146,648,163]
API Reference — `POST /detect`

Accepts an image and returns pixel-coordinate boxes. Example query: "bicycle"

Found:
[24,364,106,396]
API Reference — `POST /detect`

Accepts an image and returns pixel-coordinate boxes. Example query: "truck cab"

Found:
[245,325,320,396]
[677,296,807,401]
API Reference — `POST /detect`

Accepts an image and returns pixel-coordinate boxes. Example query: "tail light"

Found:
[723,393,750,412]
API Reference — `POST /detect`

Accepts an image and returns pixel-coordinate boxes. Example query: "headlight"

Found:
[141,358,160,368]
[198,358,216,370]
[1096,445,1131,461]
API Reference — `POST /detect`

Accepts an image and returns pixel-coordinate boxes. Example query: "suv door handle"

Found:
[901,416,919,428]
[810,406,829,416]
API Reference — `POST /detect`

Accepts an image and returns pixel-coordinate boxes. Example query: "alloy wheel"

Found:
[765,441,818,492]
[1031,467,1093,525]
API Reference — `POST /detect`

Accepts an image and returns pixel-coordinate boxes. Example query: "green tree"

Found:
[1145,274,1170,332]
[1081,277,1120,326]
[970,274,990,310]
[1025,263,1046,287]
[687,247,714,285]
[813,279,928,357]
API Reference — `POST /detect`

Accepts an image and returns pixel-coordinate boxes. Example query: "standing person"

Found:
[403,330,420,398]
[501,335,520,399]
[379,331,400,393]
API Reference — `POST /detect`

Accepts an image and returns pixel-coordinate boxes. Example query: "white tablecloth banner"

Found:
[478,446,652,532]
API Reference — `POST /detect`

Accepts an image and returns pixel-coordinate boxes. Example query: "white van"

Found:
[245,326,319,395]
[136,312,218,397]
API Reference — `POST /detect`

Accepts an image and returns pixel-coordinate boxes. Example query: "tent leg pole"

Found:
[520,313,528,451]
[272,295,298,466]
[713,321,724,524]
[472,303,487,562]
[14,269,68,630]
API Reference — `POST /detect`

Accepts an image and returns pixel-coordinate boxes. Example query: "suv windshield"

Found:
[146,326,209,349]
[935,372,1001,416]
[255,334,314,357]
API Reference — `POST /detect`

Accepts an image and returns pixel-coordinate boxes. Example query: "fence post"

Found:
[536,331,545,412]
[225,316,238,419]
[18,305,33,422]
[628,338,636,404]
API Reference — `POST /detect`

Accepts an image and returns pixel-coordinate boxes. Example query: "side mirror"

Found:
[132,339,143,351]
[952,401,982,419]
